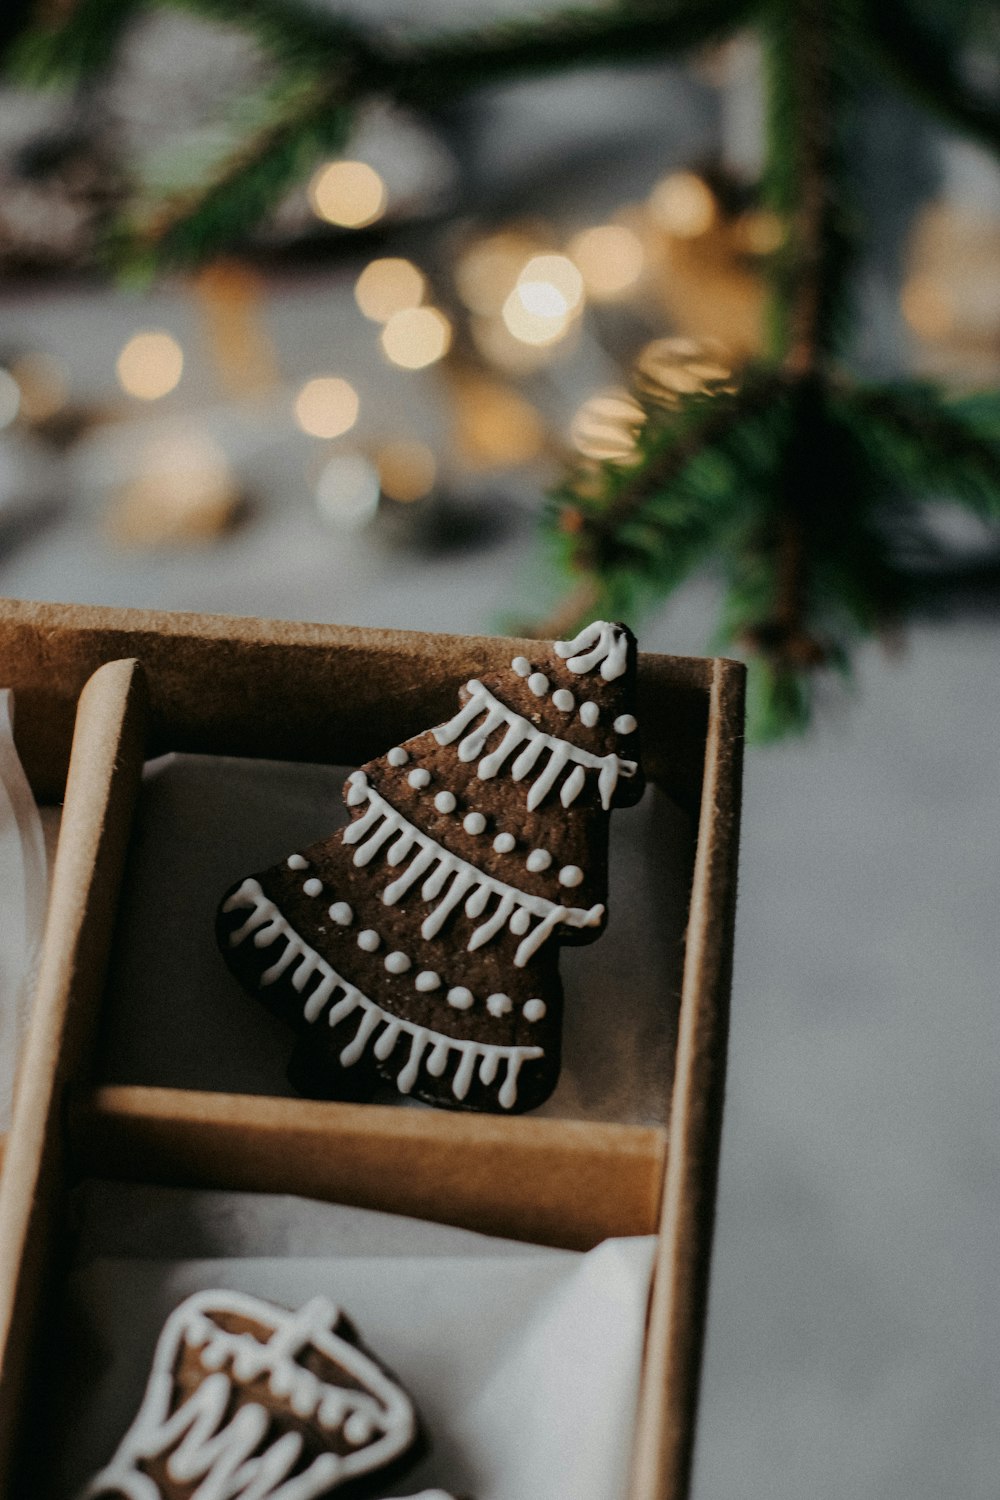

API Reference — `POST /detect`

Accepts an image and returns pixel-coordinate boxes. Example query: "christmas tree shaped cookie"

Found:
[217,621,643,1114]
[82,1290,425,1499]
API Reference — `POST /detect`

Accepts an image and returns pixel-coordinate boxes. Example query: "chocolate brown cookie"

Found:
[218,621,644,1114]
[82,1290,424,1500]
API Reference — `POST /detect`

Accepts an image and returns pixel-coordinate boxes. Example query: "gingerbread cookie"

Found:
[82,1290,423,1499]
[218,620,643,1114]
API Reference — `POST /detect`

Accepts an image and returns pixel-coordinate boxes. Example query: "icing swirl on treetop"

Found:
[553,619,629,680]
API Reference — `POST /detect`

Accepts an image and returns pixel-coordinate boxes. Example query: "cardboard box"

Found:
[0,598,744,1499]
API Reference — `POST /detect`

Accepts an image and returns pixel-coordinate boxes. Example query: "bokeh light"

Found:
[570,388,646,461]
[648,171,717,237]
[455,232,542,315]
[8,353,68,423]
[293,376,359,438]
[501,288,570,346]
[308,161,386,228]
[116,331,184,401]
[354,258,425,323]
[111,432,237,547]
[568,224,645,299]
[516,254,584,313]
[454,375,546,467]
[901,275,954,340]
[635,337,736,403]
[376,439,437,501]
[380,307,452,369]
[316,452,381,528]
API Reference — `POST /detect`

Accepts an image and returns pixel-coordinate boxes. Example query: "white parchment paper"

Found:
[96,753,692,1123]
[36,1184,657,1500]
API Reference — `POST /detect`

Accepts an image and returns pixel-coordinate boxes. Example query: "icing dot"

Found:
[493,831,516,853]
[510,909,531,936]
[357,929,380,952]
[580,701,600,728]
[385,950,411,974]
[344,1411,375,1446]
[511,655,532,676]
[558,864,584,887]
[386,747,408,767]
[447,986,474,1010]
[552,688,575,712]
[463,811,487,835]
[408,767,432,789]
[328,902,353,926]
[614,713,638,734]
[302,878,323,897]
[527,672,549,697]
[523,998,547,1023]
[526,848,552,873]
[487,992,513,1017]
[415,970,441,992]
[286,854,308,871]
[434,790,457,814]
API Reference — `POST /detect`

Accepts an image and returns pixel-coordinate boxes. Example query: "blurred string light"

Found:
[294,376,359,438]
[376,439,436,501]
[8,353,68,423]
[517,254,584,314]
[452,373,546,467]
[568,224,645,300]
[315,451,381,528]
[308,161,386,228]
[355,258,425,322]
[380,306,451,368]
[570,388,646,461]
[648,171,717,238]
[455,231,541,315]
[109,431,238,547]
[0,369,21,429]
[116,331,184,400]
[635,337,737,404]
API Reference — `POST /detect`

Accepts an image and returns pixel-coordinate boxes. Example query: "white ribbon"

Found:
[0,689,48,1131]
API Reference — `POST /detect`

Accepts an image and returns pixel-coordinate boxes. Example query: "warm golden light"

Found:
[501,287,570,346]
[116,331,184,401]
[455,232,541,315]
[738,208,785,256]
[570,388,646,461]
[901,275,953,341]
[648,171,717,238]
[568,224,645,299]
[635,337,736,403]
[308,160,386,228]
[454,374,546,467]
[354,258,425,323]
[380,307,452,369]
[293,376,359,439]
[376,439,437,501]
[110,432,237,547]
[8,353,68,423]
[517,254,584,313]
[315,452,381,528]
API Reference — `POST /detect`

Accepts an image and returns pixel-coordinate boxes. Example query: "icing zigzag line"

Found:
[344,774,604,965]
[223,879,543,1109]
[554,619,629,680]
[433,679,637,811]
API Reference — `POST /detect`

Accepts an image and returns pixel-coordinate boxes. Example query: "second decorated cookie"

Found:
[218,621,643,1113]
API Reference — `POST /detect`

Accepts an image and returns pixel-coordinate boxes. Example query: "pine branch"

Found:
[860,0,1000,154]
[11,0,142,83]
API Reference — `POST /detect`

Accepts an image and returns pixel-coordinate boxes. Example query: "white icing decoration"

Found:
[510,909,531,936]
[527,672,549,696]
[408,768,431,789]
[463,811,487,835]
[286,854,308,871]
[446,986,474,1010]
[558,864,584,887]
[80,1289,416,1500]
[432,681,636,811]
[434,790,456,814]
[223,881,541,1108]
[387,747,409,766]
[560,764,587,807]
[552,688,575,712]
[415,970,440,992]
[493,831,516,853]
[384,950,411,974]
[554,619,629,680]
[302,878,323,898]
[579,701,600,728]
[511,656,531,676]
[614,713,638,734]
[523,998,547,1022]
[341,776,604,965]
[328,902,353,926]
[487,993,513,1017]
[357,929,380,952]
[526,848,552,873]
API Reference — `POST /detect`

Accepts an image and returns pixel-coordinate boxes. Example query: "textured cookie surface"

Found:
[218,621,644,1113]
[82,1290,423,1500]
